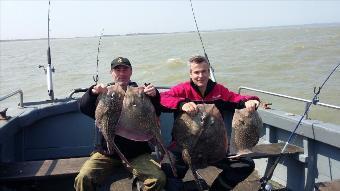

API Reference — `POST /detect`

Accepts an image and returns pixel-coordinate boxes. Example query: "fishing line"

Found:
[93,29,104,85]
[259,62,340,191]
[189,0,211,118]
[189,0,216,82]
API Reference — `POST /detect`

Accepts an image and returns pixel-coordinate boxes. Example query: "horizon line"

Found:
[1,22,339,42]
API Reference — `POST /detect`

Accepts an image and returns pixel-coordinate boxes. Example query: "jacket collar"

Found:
[190,79,216,97]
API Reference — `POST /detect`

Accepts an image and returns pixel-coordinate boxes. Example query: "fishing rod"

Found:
[39,0,55,101]
[189,0,216,82]
[93,29,104,85]
[259,62,340,191]
[46,0,55,100]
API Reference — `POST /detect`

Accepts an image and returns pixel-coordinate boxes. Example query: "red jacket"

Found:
[160,79,260,151]
[160,79,259,112]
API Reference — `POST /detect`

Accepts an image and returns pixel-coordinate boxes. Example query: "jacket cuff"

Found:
[177,101,186,110]
[237,100,246,109]
[88,85,97,96]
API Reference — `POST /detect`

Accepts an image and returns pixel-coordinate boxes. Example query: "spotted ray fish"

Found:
[173,104,227,190]
[95,84,133,169]
[231,108,263,155]
[116,86,159,141]
[115,86,177,177]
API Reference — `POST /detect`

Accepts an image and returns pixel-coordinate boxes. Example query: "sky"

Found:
[1,0,340,40]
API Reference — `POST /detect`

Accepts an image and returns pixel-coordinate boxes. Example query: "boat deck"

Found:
[0,168,289,191]
[315,179,340,191]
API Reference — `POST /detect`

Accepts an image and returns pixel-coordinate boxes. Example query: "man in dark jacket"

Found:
[160,55,260,191]
[74,57,166,191]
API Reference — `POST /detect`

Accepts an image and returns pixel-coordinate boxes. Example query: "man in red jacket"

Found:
[160,55,260,191]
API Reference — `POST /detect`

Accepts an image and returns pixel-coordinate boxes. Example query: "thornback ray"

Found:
[95,84,133,170]
[117,86,177,177]
[173,104,227,190]
[231,108,263,155]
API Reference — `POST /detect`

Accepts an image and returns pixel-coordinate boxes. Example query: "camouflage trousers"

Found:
[74,152,166,191]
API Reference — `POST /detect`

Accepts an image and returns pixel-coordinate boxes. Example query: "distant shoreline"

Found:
[1,22,339,42]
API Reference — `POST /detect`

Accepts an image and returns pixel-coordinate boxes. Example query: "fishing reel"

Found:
[259,177,273,191]
[38,65,55,74]
[263,184,273,191]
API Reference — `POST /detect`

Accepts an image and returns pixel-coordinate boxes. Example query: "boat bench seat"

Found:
[237,142,304,159]
[0,143,304,191]
[0,157,90,183]
[315,179,340,191]
[0,157,135,190]
[0,143,303,182]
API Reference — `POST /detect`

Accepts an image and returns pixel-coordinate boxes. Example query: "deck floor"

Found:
[1,168,288,191]
[180,167,288,191]
[315,179,340,191]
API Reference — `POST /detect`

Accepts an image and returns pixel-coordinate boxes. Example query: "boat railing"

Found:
[0,89,23,108]
[68,88,89,99]
[238,86,340,118]
[67,85,340,112]
[155,86,171,90]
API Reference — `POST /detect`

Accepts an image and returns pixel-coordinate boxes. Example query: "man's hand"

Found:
[91,83,108,95]
[181,102,198,116]
[144,83,157,97]
[245,100,260,111]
